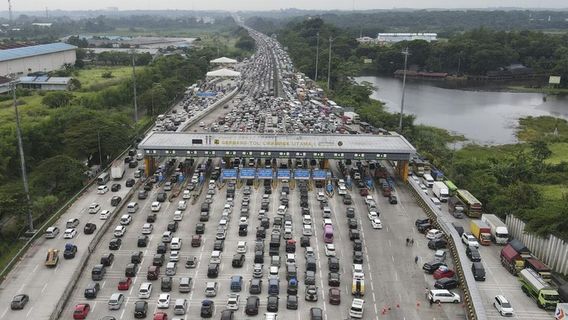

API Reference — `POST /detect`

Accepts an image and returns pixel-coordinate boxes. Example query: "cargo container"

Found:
[481,214,509,245]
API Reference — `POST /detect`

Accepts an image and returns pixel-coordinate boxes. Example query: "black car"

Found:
[347,218,358,229]
[466,246,482,262]
[64,244,77,259]
[300,236,310,248]
[126,178,135,187]
[167,221,178,232]
[286,295,298,310]
[264,187,272,195]
[137,235,149,247]
[111,184,121,192]
[256,227,266,239]
[389,195,398,204]
[422,261,447,274]
[156,243,167,254]
[100,253,115,266]
[84,223,97,234]
[156,192,167,202]
[349,229,360,240]
[201,299,214,318]
[131,251,143,264]
[267,295,279,312]
[125,263,139,277]
[415,218,431,227]
[213,239,224,251]
[109,238,121,250]
[232,254,245,268]
[245,296,260,315]
[129,160,138,168]
[161,276,172,292]
[220,310,234,320]
[328,272,340,287]
[143,182,153,191]
[428,239,448,250]
[195,223,205,234]
[138,190,148,200]
[146,213,156,223]
[353,251,364,264]
[134,300,147,318]
[346,207,355,218]
[353,239,363,252]
[10,294,29,310]
[434,277,459,289]
[110,196,122,206]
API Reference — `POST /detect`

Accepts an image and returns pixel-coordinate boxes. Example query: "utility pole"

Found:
[97,129,103,166]
[398,47,410,132]
[11,80,35,234]
[131,49,138,122]
[8,0,13,23]
[314,32,319,82]
[327,36,333,90]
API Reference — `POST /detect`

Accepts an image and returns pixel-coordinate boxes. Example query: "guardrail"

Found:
[407,179,487,320]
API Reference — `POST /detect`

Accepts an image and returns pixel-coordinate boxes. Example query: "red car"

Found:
[359,188,369,196]
[433,266,455,280]
[329,287,341,305]
[73,303,90,319]
[153,312,168,320]
[191,235,202,247]
[118,277,132,290]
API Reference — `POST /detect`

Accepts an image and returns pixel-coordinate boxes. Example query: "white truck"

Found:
[481,214,509,245]
[432,181,449,202]
[110,161,125,180]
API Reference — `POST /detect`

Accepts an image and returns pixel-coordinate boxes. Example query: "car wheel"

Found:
[435,300,440,304]
[453,300,459,303]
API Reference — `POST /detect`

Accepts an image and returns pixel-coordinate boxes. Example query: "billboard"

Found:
[312,170,327,180]
[239,168,256,179]
[294,169,310,180]
[258,169,273,180]
[221,169,237,180]
[277,169,291,180]
[549,76,561,85]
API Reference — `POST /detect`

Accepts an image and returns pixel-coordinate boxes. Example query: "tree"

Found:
[41,91,74,108]
[31,155,86,196]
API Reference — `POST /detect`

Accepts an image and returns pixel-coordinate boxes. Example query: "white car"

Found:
[88,203,101,214]
[177,200,187,211]
[371,218,383,229]
[368,211,378,221]
[239,217,248,225]
[114,225,126,237]
[171,237,182,250]
[353,264,364,280]
[151,202,161,212]
[236,241,247,254]
[317,192,325,201]
[63,228,77,239]
[182,190,191,199]
[142,223,153,234]
[426,229,444,240]
[97,185,109,194]
[173,210,184,221]
[323,218,332,227]
[338,185,347,195]
[99,209,110,220]
[419,183,428,194]
[302,215,312,225]
[325,244,336,257]
[364,195,374,205]
[120,214,132,225]
[428,289,461,303]
[303,224,313,236]
[169,250,180,262]
[461,233,480,248]
[227,293,240,310]
[269,265,279,275]
[493,295,514,316]
[157,293,170,309]
[277,205,287,215]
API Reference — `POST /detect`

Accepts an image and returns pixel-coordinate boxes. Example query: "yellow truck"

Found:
[45,249,59,267]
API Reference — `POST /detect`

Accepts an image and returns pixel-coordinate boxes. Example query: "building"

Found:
[377,33,437,44]
[18,76,72,91]
[356,36,378,45]
[0,43,77,77]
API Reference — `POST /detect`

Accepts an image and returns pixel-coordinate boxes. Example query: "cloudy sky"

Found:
[10,0,568,11]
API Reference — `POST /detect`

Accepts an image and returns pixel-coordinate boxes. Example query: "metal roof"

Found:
[19,76,71,85]
[0,43,77,63]
[140,132,416,160]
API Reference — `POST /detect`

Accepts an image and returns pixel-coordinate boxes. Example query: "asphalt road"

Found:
[0,164,140,320]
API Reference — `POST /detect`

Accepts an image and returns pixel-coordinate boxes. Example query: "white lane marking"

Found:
[120,308,125,319]
[91,302,97,312]
[32,264,39,273]
[0,308,8,319]
[41,283,49,293]
[18,282,26,293]
[101,280,106,289]
[26,307,34,318]
[391,255,395,262]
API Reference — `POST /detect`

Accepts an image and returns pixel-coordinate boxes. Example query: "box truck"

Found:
[432,181,449,202]
[111,161,125,180]
[470,220,491,245]
[481,214,509,245]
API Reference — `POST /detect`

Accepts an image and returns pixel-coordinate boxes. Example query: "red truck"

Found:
[525,257,552,282]
[500,243,525,275]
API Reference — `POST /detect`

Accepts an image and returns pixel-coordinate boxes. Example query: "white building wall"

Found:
[0,50,76,76]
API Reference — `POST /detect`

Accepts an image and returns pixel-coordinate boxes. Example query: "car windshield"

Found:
[501,301,511,308]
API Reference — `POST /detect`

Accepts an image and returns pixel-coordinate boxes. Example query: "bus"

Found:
[323,225,334,243]
[97,172,110,185]
[456,189,482,218]
[444,180,458,197]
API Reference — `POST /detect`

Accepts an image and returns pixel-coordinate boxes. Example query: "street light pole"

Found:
[131,50,138,122]
[399,47,410,132]
[11,81,35,234]
[315,32,319,82]
[327,36,333,90]
[97,129,103,166]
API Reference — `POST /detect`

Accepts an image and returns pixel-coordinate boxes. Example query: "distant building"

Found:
[377,33,438,44]
[356,36,377,45]
[0,43,77,77]
[18,76,72,91]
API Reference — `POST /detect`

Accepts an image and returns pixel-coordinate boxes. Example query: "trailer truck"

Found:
[470,220,491,245]
[519,268,559,310]
[481,214,509,244]
[111,161,125,180]
[500,243,526,275]
[525,258,552,282]
[432,181,449,202]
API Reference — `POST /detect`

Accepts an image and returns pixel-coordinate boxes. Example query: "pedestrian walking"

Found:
[406,238,410,246]
[424,287,429,299]
[429,299,433,307]
[410,238,414,246]
[415,256,419,264]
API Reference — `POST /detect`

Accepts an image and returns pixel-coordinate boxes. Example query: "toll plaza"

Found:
[139,131,416,181]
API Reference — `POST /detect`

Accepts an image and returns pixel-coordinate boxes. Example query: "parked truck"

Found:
[455,189,482,218]
[432,181,449,202]
[555,303,568,319]
[470,220,491,245]
[500,243,526,275]
[448,196,464,218]
[519,268,559,310]
[481,214,509,245]
[111,161,125,180]
[525,257,552,282]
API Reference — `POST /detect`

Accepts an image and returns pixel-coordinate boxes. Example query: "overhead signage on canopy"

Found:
[221,169,237,180]
[312,170,327,180]
[277,169,291,180]
[258,169,274,180]
[239,168,256,179]
[294,169,310,180]
[196,91,217,97]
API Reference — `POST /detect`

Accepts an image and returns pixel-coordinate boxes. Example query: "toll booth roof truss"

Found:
[139,132,416,161]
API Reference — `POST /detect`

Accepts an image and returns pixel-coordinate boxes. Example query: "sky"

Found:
[9,0,568,12]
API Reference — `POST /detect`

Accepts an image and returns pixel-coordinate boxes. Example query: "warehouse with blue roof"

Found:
[0,43,77,77]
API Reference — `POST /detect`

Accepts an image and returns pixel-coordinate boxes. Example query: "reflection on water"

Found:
[356,76,568,145]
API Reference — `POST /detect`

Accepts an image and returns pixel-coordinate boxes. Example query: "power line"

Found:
[398,47,411,132]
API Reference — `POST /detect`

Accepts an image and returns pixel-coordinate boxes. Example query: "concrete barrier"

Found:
[180,85,240,132]
[407,178,487,320]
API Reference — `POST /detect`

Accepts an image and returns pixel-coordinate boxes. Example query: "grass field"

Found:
[545,142,568,165]
[534,184,568,201]
[75,66,135,91]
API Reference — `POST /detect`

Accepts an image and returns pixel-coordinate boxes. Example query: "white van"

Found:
[108,293,125,310]
[173,210,184,221]
[177,200,187,211]
[45,226,60,239]
[173,298,188,315]
[127,202,138,213]
[151,202,161,212]
[138,282,152,299]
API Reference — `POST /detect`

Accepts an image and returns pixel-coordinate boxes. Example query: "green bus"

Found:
[444,180,458,196]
